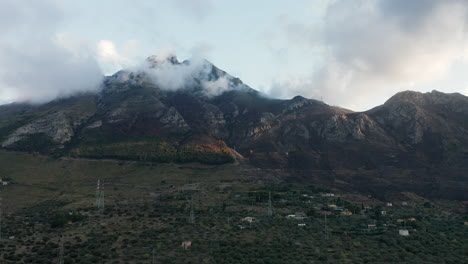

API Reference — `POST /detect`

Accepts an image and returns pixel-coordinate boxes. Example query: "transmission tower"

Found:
[57,240,64,264]
[100,182,105,209]
[188,197,195,224]
[96,179,100,208]
[324,214,329,240]
[0,195,2,241]
[267,191,273,217]
[96,179,104,210]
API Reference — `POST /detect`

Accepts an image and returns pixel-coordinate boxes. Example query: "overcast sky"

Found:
[1,0,468,110]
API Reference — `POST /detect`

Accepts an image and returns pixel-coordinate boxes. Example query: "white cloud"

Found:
[270,0,468,110]
[140,52,233,96]
[0,0,103,104]
[96,40,133,75]
[172,0,214,21]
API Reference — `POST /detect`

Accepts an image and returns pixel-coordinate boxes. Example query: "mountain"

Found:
[0,55,467,200]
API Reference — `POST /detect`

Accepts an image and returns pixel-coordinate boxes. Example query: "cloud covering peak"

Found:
[113,53,237,97]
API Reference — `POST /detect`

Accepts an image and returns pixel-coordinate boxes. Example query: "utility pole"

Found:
[267,191,273,217]
[152,247,155,264]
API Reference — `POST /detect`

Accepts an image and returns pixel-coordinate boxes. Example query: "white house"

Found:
[399,230,409,236]
[242,217,255,223]
[298,223,306,227]
[386,203,393,207]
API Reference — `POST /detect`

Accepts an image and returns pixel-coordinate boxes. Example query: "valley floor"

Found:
[0,152,466,263]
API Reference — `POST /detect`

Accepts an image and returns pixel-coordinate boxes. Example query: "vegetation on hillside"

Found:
[0,152,466,263]
[71,139,234,165]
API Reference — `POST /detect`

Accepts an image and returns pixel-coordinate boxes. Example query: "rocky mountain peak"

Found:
[146,54,180,67]
[385,90,467,107]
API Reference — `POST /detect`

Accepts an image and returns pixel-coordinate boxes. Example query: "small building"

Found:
[328,204,337,208]
[408,217,416,222]
[298,223,306,227]
[341,211,353,216]
[368,224,376,229]
[402,202,408,206]
[181,241,192,250]
[296,212,306,218]
[399,230,409,236]
[464,222,468,226]
[396,219,405,223]
[2,182,8,186]
[322,193,335,197]
[286,212,306,220]
[242,217,255,223]
[381,211,387,215]
[386,203,393,207]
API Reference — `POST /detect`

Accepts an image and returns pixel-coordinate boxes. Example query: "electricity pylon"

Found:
[188,197,195,224]
[0,196,2,241]
[57,240,64,264]
[96,179,104,210]
[267,191,273,217]
[324,214,329,240]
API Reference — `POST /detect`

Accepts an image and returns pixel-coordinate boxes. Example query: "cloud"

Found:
[140,52,233,97]
[270,0,468,110]
[0,0,103,104]
[96,40,136,75]
[172,0,214,21]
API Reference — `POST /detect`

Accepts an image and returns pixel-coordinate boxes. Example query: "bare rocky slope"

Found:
[0,55,467,200]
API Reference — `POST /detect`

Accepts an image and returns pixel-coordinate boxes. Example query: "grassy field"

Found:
[0,151,466,264]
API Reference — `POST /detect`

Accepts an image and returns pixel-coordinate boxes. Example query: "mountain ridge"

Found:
[0,56,467,200]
